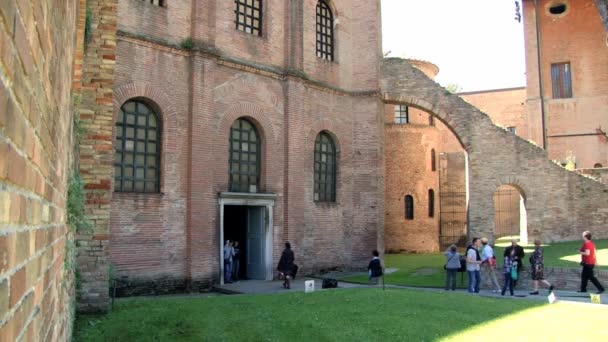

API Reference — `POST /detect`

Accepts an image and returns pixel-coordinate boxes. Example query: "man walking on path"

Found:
[480,238,501,293]
[578,231,605,294]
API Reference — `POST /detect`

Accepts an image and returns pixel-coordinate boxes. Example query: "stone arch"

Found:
[112,82,179,193]
[381,58,608,242]
[493,183,528,244]
[216,102,280,193]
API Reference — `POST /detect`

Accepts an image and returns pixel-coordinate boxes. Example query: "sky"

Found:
[381,0,527,92]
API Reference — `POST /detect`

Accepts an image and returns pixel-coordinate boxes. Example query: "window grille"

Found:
[316,0,334,61]
[394,105,408,124]
[142,0,164,6]
[229,118,261,192]
[551,62,572,99]
[405,195,414,220]
[235,0,262,36]
[314,132,337,202]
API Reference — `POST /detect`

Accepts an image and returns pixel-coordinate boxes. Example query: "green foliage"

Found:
[445,83,463,94]
[67,173,92,233]
[84,4,92,45]
[180,37,194,50]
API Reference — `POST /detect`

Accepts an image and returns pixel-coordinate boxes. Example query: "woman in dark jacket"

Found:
[277,242,295,289]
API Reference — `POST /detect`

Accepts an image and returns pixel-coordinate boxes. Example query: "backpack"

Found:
[370,259,383,277]
[322,278,338,289]
[458,256,467,272]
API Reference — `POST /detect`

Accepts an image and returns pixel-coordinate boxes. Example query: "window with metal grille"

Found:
[405,195,414,220]
[235,0,262,36]
[316,0,334,61]
[551,62,572,99]
[114,100,161,193]
[431,149,436,172]
[142,0,164,6]
[428,189,435,218]
[230,118,260,193]
[314,132,337,202]
[394,105,408,124]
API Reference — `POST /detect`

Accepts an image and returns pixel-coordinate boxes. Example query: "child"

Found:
[501,254,515,296]
[368,250,383,285]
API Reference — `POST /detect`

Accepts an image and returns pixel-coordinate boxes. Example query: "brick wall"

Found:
[382,58,608,243]
[76,0,117,313]
[523,0,608,168]
[482,265,608,292]
[1,0,82,340]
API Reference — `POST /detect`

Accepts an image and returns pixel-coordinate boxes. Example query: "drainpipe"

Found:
[534,0,548,150]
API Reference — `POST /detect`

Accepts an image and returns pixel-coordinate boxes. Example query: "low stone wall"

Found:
[482,266,608,292]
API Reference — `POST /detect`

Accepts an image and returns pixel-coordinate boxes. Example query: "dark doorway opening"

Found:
[224,205,248,281]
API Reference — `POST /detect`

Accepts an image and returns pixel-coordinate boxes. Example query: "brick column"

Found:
[75,0,118,313]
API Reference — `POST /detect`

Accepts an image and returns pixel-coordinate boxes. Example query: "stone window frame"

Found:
[405,195,414,220]
[114,100,162,193]
[316,0,335,61]
[313,131,337,203]
[229,118,262,193]
[551,62,573,99]
[235,0,263,36]
[394,105,409,124]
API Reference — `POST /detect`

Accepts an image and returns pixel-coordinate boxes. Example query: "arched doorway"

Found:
[493,185,527,244]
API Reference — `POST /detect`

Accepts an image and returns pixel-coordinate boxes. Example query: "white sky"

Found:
[381,0,526,92]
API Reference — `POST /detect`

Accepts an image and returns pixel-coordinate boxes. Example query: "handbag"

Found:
[489,256,496,267]
[511,262,518,281]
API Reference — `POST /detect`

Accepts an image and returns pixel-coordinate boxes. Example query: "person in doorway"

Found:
[232,241,241,282]
[480,238,501,293]
[529,239,554,295]
[444,244,461,291]
[277,242,295,289]
[578,231,605,294]
[501,252,515,296]
[503,239,525,288]
[223,240,235,283]
[466,238,483,293]
[368,250,383,285]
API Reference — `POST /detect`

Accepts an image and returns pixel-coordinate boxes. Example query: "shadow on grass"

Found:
[74,288,565,342]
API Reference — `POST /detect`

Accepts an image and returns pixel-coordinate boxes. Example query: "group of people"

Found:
[445,230,604,296]
[223,240,241,283]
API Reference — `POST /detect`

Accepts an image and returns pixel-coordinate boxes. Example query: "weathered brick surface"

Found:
[523,0,608,168]
[382,58,608,243]
[1,0,82,340]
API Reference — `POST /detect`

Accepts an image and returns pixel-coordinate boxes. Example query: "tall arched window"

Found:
[316,0,334,61]
[314,132,337,202]
[114,100,161,193]
[405,195,414,220]
[230,118,261,193]
[428,189,435,218]
[431,149,436,172]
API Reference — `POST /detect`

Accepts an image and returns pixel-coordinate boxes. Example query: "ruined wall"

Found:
[1,0,82,340]
[382,58,608,243]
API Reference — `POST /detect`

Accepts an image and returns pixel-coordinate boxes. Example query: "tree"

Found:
[445,83,463,94]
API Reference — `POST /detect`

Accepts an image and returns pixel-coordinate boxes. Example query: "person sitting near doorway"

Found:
[277,242,295,289]
[368,250,383,285]
[224,240,234,284]
[232,241,241,282]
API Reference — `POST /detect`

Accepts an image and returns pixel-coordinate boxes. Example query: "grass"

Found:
[341,239,608,287]
[73,288,608,341]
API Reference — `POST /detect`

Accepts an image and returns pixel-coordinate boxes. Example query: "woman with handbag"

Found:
[444,244,461,291]
[529,239,554,295]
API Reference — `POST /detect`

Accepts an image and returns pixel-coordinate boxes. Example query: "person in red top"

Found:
[578,231,605,294]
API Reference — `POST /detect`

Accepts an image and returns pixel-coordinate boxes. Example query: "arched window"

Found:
[405,195,414,220]
[235,0,262,36]
[594,163,603,168]
[316,0,334,61]
[114,100,161,193]
[314,132,337,202]
[428,189,435,218]
[431,149,436,172]
[229,118,260,193]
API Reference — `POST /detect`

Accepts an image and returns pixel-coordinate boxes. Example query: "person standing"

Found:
[504,239,525,288]
[466,238,483,293]
[223,240,234,283]
[444,244,461,291]
[368,250,384,285]
[480,238,501,293]
[501,253,515,296]
[232,241,241,282]
[529,239,554,295]
[578,231,605,294]
[277,242,295,289]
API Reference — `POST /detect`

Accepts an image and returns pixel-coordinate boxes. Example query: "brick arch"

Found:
[305,118,347,154]
[382,58,608,243]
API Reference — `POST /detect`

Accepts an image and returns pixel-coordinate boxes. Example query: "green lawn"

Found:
[74,289,608,341]
[341,239,608,287]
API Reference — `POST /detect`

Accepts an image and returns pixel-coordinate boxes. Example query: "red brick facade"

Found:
[1,0,83,340]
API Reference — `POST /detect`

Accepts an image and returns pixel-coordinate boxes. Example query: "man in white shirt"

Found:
[480,237,501,293]
[466,238,483,293]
